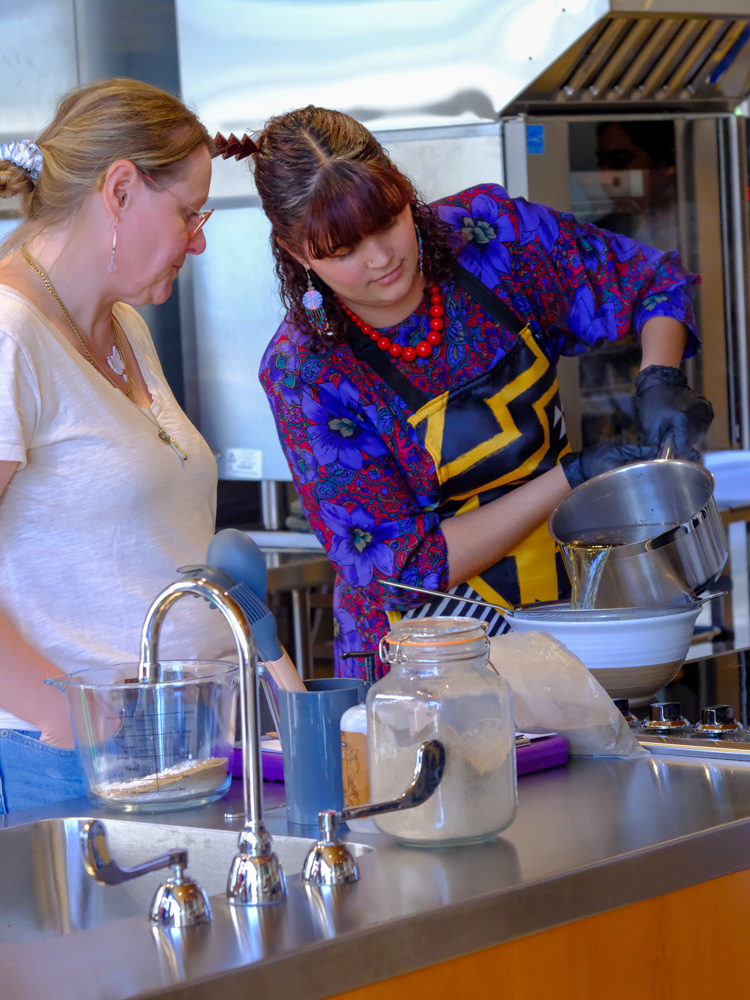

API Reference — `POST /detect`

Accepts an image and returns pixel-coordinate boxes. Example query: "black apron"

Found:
[348,264,570,622]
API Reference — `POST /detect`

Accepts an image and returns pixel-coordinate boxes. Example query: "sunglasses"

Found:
[139,168,214,238]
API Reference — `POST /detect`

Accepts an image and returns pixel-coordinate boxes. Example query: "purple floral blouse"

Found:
[259,184,700,678]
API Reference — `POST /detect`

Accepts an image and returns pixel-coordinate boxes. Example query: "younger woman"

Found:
[237,106,712,674]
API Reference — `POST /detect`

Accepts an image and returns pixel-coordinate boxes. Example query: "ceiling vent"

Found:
[503,13,750,115]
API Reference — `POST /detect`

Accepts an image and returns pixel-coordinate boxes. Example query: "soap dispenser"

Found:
[340,650,377,830]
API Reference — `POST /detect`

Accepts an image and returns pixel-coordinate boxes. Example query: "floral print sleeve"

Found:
[260,323,451,671]
[438,184,700,362]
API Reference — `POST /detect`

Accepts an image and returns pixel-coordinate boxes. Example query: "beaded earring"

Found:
[415,223,424,277]
[108,217,118,273]
[301,270,332,337]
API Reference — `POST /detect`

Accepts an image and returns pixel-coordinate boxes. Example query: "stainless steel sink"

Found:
[0,817,372,944]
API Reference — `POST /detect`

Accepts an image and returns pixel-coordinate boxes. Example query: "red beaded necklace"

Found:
[335,284,444,362]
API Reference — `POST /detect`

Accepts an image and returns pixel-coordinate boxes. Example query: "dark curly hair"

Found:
[251,105,460,350]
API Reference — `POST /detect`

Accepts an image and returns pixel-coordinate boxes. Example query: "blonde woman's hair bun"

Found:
[0,139,43,199]
[0,162,35,199]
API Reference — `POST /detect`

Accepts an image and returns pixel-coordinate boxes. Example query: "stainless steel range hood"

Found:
[503,1,750,116]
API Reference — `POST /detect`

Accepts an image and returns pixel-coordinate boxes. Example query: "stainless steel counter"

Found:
[3,742,750,999]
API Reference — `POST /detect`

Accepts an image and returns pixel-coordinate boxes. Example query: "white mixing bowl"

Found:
[505,603,701,704]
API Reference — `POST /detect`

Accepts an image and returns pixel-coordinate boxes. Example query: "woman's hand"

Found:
[0,593,77,748]
[635,365,714,459]
[560,442,659,490]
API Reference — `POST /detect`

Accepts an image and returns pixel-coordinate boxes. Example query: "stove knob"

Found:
[613,698,638,727]
[642,701,690,731]
[694,704,743,735]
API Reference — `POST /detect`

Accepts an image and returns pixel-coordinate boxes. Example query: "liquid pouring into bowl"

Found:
[562,523,680,609]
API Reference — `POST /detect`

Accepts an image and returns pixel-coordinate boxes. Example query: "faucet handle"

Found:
[80,820,212,927]
[302,739,446,886]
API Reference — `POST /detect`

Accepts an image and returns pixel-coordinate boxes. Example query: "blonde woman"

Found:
[0,79,232,812]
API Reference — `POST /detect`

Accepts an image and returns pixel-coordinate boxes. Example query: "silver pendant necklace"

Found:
[149,414,189,461]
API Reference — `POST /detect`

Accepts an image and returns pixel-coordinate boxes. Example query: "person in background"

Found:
[594,119,678,248]
[232,106,713,676]
[0,78,233,813]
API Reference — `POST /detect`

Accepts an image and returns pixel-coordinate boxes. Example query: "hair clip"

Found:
[213,132,257,161]
[0,139,43,181]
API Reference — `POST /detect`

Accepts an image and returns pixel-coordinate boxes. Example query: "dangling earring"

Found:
[415,223,424,277]
[108,217,118,273]
[301,269,332,337]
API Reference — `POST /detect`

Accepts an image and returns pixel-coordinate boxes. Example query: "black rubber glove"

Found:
[560,443,659,490]
[634,365,714,460]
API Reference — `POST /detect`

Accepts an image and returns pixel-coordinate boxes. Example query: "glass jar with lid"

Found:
[367,616,517,847]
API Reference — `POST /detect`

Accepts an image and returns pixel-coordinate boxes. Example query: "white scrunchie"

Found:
[0,139,43,181]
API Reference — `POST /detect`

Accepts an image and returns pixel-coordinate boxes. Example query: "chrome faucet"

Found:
[140,574,286,906]
[80,819,212,927]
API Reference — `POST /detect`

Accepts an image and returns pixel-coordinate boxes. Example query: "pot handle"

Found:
[658,436,675,460]
[692,589,730,607]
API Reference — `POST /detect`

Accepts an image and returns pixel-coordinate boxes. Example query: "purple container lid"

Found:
[516,734,569,775]
[233,734,568,784]
[232,744,285,782]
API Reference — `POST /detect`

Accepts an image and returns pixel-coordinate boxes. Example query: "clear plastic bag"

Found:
[488,631,645,758]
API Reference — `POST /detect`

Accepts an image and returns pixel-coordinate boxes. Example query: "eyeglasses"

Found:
[139,169,214,238]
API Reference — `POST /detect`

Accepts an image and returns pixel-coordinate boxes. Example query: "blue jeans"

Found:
[0,729,86,814]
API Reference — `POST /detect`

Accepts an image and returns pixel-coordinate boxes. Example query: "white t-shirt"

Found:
[0,287,234,728]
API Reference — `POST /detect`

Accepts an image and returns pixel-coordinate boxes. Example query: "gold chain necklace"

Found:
[20,244,132,398]
[20,244,188,463]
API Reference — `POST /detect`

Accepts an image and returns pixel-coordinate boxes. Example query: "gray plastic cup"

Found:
[276,677,362,835]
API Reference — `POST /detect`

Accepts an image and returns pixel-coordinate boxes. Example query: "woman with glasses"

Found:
[247,106,713,678]
[0,78,230,812]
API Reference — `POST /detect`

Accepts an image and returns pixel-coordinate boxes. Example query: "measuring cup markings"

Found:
[49,661,239,809]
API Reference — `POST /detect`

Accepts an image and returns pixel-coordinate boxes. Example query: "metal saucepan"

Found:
[548,458,728,609]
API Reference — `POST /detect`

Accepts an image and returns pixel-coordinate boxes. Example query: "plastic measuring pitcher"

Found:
[47,660,239,812]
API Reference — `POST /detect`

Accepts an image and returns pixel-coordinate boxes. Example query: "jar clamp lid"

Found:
[380,617,490,667]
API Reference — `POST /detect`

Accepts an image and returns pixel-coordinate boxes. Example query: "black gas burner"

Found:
[634,701,750,762]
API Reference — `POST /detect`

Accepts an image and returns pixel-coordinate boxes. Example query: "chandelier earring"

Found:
[415,223,424,277]
[301,269,332,338]
[107,217,118,274]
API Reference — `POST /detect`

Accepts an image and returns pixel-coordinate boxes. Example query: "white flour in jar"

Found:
[371,720,516,844]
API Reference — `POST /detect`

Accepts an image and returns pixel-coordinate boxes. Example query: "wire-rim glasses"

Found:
[138,168,213,238]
